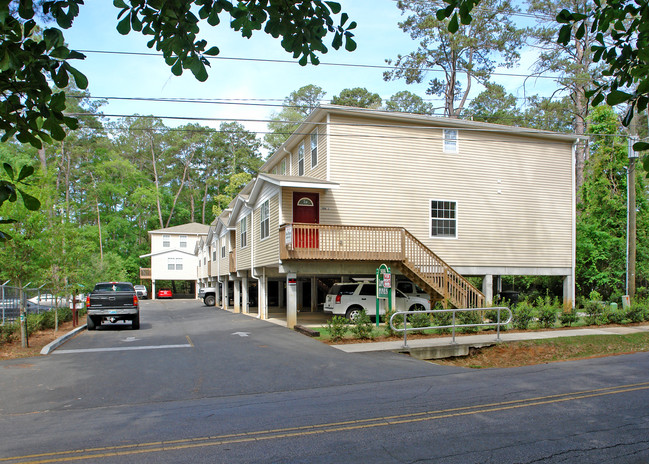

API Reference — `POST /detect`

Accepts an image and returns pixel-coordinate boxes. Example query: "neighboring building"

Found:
[140,222,209,299]
[196,105,580,327]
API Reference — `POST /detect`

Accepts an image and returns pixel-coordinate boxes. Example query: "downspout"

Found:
[571,139,578,308]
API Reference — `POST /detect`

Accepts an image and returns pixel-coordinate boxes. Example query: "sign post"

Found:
[376,264,392,328]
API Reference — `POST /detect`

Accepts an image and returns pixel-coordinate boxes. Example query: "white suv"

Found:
[324,282,430,320]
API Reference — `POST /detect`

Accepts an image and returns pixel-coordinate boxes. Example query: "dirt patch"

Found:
[1,320,81,361]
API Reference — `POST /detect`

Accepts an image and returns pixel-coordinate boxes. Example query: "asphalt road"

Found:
[1,299,648,463]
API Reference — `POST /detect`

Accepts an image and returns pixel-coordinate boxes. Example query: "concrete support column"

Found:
[287,273,298,329]
[310,277,317,312]
[216,280,221,307]
[242,276,249,314]
[152,280,156,300]
[563,275,575,308]
[482,275,493,306]
[223,276,229,310]
[234,279,241,313]
[259,273,268,320]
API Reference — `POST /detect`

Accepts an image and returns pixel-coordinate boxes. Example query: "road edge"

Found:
[40,325,87,355]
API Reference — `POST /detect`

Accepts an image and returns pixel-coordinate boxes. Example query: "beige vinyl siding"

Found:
[237,217,252,270]
[281,187,339,225]
[308,127,328,179]
[326,114,573,268]
[254,194,280,267]
[217,233,229,276]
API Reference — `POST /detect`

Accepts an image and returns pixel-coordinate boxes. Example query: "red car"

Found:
[157,288,173,299]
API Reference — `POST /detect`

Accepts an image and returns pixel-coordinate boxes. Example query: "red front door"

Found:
[293,192,319,248]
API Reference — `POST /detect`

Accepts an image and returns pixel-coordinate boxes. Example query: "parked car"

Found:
[324,281,430,321]
[28,294,68,307]
[396,279,429,300]
[134,285,148,299]
[157,288,173,299]
[86,282,139,330]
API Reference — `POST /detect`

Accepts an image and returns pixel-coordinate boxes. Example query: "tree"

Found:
[436,0,649,169]
[522,96,575,133]
[385,90,435,115]
[466,82,521,125]
[576,106,649,298]
[331,87,382,109]
[384,0,525,118]
[265,85,327,152]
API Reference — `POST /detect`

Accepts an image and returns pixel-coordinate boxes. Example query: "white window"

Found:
[430,200,457,238]
[163,234,170,247]
[280,158,287,175]
[240,215,248,248]
[221,244,226,258]
[180,235,187,248]
[176,258,183,270]
[311,129,318,168]
[260,200,270,240]
[298,143,304,176]
[212,250,217,261]
[443,129,458,153]
[167,257,175,270]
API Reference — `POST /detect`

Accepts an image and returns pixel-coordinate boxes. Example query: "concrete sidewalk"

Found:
[330,325,649,360]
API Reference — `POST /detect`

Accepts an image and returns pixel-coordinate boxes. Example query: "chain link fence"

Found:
[1,284,81,325]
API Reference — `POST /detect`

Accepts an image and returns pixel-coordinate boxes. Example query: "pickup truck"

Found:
[198,287,217,306]
[85,282,140,330]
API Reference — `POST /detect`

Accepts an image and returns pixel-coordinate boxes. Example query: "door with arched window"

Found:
[293,192,319,248]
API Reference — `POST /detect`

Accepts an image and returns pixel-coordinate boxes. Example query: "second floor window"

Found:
[443,129,458,153]
[163,235,170,247]
[212,250,217,261]
[180,235,187,248]
[260,200,270,240]
[221,244,226,258]
[167,257,174,270]
[298,143,304,176]
[240,215,248,248]
[176,258,183,270]
[280,158,287,175]
[311,129,318,168]
[430,200,457,238]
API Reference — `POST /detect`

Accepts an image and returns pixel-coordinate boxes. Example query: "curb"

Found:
[40,324,87,355]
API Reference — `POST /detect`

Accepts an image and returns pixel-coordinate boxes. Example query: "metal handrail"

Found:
[389,307,513,348]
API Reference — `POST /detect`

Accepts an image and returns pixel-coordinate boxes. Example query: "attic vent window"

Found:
[297,198,314,207]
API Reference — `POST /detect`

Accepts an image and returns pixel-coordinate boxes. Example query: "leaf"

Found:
[345,36,357,52]
[449,13,459,33]
[325,2,342,14]
[557,25,572,45]
[18,189,41,211]
[633,141,649,152]
[117,14,132,35]
[204,46,220,56]
[3,163,14,180]
[67,64,88,89]
[0,230,13,242]
[0,219,17,225]
[606,89,633,106]
[17,165,34,182]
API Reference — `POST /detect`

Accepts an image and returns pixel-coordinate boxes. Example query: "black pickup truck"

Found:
[85,282,140,330]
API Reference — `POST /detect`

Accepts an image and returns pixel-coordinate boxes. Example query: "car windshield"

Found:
[94,283,134,292]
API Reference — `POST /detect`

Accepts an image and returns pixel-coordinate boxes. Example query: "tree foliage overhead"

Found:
[331,87,382,109]
[385,90,435,115]
[384,0,525,118]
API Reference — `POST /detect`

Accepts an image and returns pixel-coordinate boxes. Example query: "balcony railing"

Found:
[140,268,151,279]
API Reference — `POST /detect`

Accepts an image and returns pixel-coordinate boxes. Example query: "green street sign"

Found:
[376,264,392,327]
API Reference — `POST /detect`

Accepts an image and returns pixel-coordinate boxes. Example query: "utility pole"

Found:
[627,135,638,300]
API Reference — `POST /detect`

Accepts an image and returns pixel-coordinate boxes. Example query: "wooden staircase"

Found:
[279,224,485,309]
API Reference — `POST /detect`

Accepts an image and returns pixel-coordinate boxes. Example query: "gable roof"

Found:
[148,222,210,235]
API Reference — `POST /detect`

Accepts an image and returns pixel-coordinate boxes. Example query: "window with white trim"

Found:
[163,234,170,247]
[260,200,270,240]
[430,200,457,238]
[176,258,183,270]
[167,257,175,270]
[221,244,226,258]
[180,235,187,248]
[443,129,458,153]
[240,215,248,248]
[298,143,304,176]
[280,158,287,175]
[311,129,318,168]
[212,250,217,261]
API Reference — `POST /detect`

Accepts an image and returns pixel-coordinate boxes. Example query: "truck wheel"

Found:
[132,315,140,330]
[87,316,96,331]
[204,295,216,307]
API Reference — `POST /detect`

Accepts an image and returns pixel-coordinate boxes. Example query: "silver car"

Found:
[134,285,148,299]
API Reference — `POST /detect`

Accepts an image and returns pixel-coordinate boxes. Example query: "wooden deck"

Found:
[279,224,485,308]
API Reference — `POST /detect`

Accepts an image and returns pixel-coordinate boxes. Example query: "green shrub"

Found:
[39,310,56,330]
[350,310,374,340]
[0,322,18,344]
[326,316,348,342]
[605,306,627,324]
[457,310,481,333]
[431,310,453,334]
[408,310,431,329]
[383,309,402,337]
[512,299,535,330]
[536,296,559,328]
[626,302,648,323]
[584,291,606,325]
[559,307,579,327]
[484,307,510,331]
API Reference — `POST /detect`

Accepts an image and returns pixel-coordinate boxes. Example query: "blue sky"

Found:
[62,1,558,136]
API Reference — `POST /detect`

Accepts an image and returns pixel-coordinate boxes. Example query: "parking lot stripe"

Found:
[53,344,192,354]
